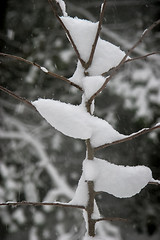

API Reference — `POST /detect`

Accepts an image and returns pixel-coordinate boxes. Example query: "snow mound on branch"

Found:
[83,158,152,198]
[32,99,125,146]
[32,99,92,139]
[60,16,98,62]
[61,16,126,74]
[82,76,106,100]
[69,174,88,206]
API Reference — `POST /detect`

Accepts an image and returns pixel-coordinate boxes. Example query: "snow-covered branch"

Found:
[0,52,82,90]
[87,19,160,106]
[85,0,107,70]
[95,123,160,150]
[48,0,86,68]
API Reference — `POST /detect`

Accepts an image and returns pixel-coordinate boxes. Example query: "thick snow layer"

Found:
[69,174,88,206]
[60,16,98,62]
[32,99,92,139]
[32,99,125,146]
[88,38,126,76]
[82,76,106,100]
[61,16,126,77]
[90,116,125,147]
[83,158,152,198]
[69,61,84,88]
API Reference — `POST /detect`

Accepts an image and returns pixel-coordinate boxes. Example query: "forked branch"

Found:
[95,124,160,150]
[0,52,82,91]
[125,51,160,63]
[85,0,107,69]
[87,18,160,107]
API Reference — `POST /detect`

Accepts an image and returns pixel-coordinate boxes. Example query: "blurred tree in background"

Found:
[0,0,160,239]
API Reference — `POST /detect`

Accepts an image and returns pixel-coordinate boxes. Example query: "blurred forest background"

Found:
[0,0,160,239]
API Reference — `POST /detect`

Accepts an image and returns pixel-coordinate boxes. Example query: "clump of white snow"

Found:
[40,66,49,73]
[83,158,152,198]
[32,98,92,139]
[60,16,98,62]
[32,99,125,147]
[61,16,127,89]
[69,174,88,206]
[82,76,106,100]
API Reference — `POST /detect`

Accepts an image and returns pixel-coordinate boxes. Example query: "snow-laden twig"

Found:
[85,0,107,70]
[0,201,85,209]
[48,0,86,68]
[95,123,160,150]
[125,51,160,63]
[0,52,82,90]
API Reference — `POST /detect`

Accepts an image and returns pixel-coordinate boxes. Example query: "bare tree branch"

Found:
[85,0,107,70]
[149,181,160,186]
[0,201,85,209]
[95,123,160,150]
[86,19,160,108]
[0,52,82,91]
[0,86,37,111]
[94,217,128,223]
[48,0,86,68]
[125,51,160,63]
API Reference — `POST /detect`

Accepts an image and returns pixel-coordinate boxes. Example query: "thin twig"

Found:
[95,124,160,150]
[87,19,160,108]
[48,0,86,68]
[85,0,107,70]
[125,51,160,63]
[0,201,85,209]
[0,52,82,91]
[94,217,128,223]
[0,86,37,111]
[149,181,160,186]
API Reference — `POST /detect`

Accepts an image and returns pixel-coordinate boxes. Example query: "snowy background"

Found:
[0,0,160,239]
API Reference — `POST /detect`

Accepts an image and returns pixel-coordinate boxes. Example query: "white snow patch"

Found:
[69,61,85,87]
[83,158,152,198]
[155,122,160,127]
[88,38,126,76]
[32,99,125,146]
[40,66,49,73]
[69,174,88,206]
[60,16,98,62]
[82,76,106,100]
[61,16,126,77]
[32,99,92,140]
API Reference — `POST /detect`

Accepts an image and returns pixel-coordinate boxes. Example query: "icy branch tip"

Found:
[142,28,148,36]
[56,0,68,17]
[155,122,160,127]
[40,66,49,73]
